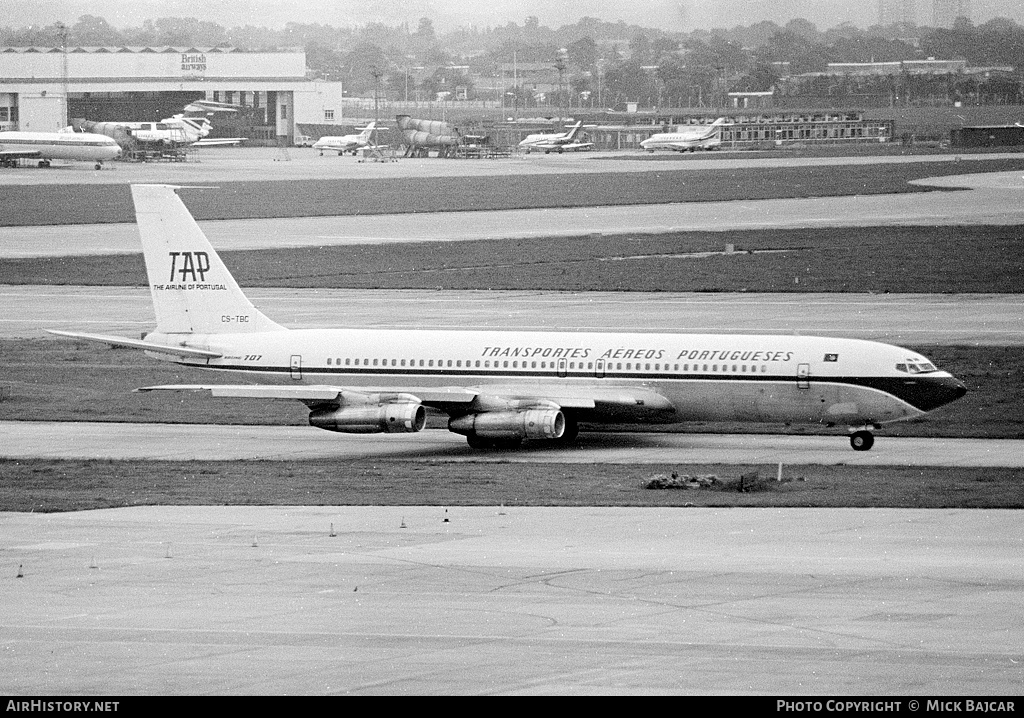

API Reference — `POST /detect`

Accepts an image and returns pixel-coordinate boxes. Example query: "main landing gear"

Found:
[849,429,875,452]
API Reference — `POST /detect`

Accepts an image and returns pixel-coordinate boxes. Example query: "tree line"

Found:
[2,14,1022,107]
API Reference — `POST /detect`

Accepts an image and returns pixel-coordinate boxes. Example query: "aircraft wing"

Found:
[0,149,42,159]
[137,381,675,420]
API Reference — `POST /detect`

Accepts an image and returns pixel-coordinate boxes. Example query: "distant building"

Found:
[879,0,917,26]
[933,0,971,28]
[825,59,967,75]
[0,46,343,143]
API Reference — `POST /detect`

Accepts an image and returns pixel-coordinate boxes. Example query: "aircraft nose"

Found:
[908,375,968,412]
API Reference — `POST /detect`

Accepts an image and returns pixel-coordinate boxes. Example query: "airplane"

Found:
[312,121,383,155]
[0,129,122,169]
[518,121,593,154]
[640,117,728,152]
[76,114,245,150]
[48,184,967,452]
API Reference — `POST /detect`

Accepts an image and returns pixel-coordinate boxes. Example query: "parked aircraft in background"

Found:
[49,184,966,452]
[75,106,246,150]
[518,121,593,154]
[640,117,728,152]
[0,129,121,169]
[313,121,382,155]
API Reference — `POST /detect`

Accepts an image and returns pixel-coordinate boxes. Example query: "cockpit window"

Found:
[896,361,937,374]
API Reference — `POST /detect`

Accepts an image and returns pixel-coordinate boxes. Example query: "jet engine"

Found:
[448,408,565,441]
[309,402,425,434]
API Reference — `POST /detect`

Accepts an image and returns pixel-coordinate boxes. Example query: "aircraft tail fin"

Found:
[359,121,376,139]
[131,184,285,335]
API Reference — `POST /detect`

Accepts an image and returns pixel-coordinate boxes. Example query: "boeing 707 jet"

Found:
[49,184,966,450]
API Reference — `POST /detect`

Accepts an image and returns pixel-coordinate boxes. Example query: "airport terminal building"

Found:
[0,46,344,143]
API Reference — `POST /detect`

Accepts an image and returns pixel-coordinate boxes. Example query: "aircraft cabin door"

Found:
[595,359,606,379]
[797,363,810,389]
[290,354,303,381]
[557,358,567,378]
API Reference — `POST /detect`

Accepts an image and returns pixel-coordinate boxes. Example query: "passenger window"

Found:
[327,358,332,365]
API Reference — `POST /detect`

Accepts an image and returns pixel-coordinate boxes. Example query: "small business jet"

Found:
[518,121,593,154]
[48,184,966,451]
[640,117,728,152]
[313,121,382,155]
[0,129,121,169]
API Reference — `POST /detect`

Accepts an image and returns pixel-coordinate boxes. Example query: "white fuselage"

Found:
[0,131,122,162]
[518,123,586,152]
[150,327,953,428]
[640,131,722,152]
[313,135,365,153]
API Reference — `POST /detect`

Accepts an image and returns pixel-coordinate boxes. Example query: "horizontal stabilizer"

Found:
[46,330,222,358]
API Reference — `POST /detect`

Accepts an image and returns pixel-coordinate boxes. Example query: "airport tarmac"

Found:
[3,169,1024,258]
[5,286,1020,345]
[1,422,1020,466]
[3,505,1021,694]
[1,146,1021,186]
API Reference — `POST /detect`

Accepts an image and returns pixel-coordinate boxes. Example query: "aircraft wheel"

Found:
[94,163,102,170]
[850,430,875,452]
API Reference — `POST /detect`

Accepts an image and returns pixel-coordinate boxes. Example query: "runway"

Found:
[3,169,1023,258]
[3,505,1020,694]
[1,422,1020,466]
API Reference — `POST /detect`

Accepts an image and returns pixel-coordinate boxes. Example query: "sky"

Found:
[2,0,1022,32]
